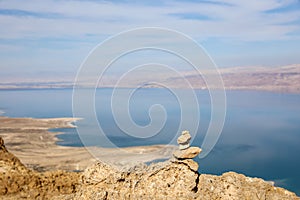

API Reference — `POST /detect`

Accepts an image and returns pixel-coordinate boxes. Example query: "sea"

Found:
[0,88,299,195]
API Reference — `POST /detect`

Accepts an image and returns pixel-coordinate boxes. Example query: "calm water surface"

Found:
[0,88,299,195]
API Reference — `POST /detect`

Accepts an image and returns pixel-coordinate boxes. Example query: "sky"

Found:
[0,0,300,80]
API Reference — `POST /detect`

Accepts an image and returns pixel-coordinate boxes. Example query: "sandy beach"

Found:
[0,116,176,172]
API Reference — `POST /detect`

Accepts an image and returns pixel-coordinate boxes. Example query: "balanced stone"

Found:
[177,130,192,150]
[179,143,190,150]
[177,130,191,144]
[173,146,202,160]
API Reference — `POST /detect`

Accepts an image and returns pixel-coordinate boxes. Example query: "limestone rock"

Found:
[0,137,5,152]
[0,136,80,199]
[173,146,202,159]
[197,172,300,200]
[177,130,191,145]
[182,130,189,134]
[74,160,199,199]
[171,158,199,171]
[179,143,190,150]
[0,136,28,173]
[72,160,300,200]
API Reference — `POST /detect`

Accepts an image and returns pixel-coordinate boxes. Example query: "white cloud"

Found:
[0,0,299,41]
[0,0,300,73]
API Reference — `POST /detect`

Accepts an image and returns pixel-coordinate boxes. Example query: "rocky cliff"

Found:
[0,136,80,199]
[1,136,299,200]
[72,160,299,200]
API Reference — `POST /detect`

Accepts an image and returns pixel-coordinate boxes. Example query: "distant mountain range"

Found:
[1,64,299,93]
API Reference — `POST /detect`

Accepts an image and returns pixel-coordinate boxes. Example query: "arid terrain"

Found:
[0,117,175,172]
[139,64,300,93]
[1,64,300,93]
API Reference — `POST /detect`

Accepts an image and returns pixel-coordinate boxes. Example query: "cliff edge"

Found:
[72,160,299,200]
[1,136,299,200]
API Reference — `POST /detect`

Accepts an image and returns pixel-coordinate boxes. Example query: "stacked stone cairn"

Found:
[172,130,202,171]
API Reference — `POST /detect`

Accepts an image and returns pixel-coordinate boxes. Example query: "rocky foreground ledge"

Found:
[1,137,299,200]
[72,160,300,200]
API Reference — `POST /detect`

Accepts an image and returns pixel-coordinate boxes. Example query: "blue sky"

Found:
[0,0,300,80]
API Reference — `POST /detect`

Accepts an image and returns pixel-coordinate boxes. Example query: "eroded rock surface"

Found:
[73,160,300,200]
[74,160,199,199]
[197,172,299,200]
[0,136,80,199]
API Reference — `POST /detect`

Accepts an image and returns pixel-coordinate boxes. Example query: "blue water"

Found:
[0,88,300,195]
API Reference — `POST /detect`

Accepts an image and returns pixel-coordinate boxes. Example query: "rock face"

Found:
[72,160,300,200]
[0,136,80,199]
[197,172,300,200]
[74,161,200,199]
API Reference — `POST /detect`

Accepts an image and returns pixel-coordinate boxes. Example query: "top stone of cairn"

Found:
[177,130,191,150]
[177,130,191,144]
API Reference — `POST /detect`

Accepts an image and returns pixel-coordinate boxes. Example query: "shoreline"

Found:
[0,116,176,171]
